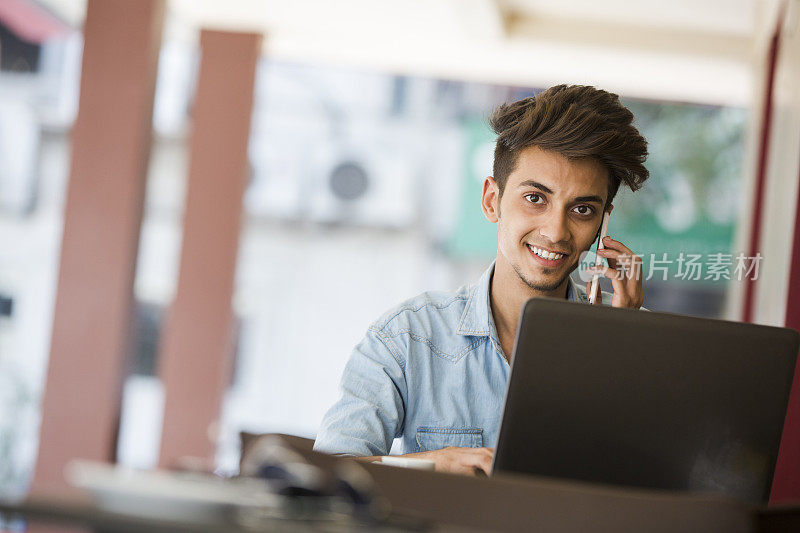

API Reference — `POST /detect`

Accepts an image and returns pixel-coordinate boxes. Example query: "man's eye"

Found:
[572,205,594,216]
[524,194,543,204]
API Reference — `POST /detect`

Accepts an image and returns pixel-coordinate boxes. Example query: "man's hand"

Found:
[359,447,494,476]
[584,236,644,309]
[406,446,494,475]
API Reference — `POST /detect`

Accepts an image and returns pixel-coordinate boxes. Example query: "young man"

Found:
[313,85,650,475]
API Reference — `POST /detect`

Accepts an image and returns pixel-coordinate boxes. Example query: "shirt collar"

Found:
[456,260,585,336]
[456,262,495,336]
[566,274,589,303]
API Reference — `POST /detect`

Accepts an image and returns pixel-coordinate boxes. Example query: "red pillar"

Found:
[32,0,164,492]
[772,137,800,503]
[157,30,262,468]
[743,29,780,324]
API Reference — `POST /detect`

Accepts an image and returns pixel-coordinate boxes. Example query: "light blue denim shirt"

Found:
[314,262,614,456]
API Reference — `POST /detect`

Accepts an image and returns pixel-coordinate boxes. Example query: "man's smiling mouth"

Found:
[527,244,569,263]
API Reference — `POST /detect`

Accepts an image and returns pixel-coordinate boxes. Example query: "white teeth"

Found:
[529,245,564,261]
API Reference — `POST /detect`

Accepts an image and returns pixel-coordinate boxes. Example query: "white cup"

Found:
[378,456,436,470]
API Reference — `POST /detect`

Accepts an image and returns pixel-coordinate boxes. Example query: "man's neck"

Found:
[489,259,570,361]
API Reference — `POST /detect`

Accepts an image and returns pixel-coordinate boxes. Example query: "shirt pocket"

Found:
[415,427,483,452]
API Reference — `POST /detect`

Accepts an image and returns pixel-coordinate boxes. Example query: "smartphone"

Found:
[588,210,611,304]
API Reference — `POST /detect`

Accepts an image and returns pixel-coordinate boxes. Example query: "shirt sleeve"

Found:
[313,325,407,456]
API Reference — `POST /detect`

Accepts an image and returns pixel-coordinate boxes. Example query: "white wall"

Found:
[752,0,800,326]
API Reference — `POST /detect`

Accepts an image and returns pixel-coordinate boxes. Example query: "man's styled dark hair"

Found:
[489,84,649,205]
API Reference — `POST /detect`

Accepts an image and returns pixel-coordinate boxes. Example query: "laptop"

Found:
[491,298,798,503]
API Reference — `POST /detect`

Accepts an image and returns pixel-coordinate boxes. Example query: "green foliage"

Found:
[614,100,747,282]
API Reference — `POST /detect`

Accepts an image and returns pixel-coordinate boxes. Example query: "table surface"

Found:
[0,491,430,533]
[4,460,800,533]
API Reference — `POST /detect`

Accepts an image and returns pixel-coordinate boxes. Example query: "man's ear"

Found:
[481,177,500,223]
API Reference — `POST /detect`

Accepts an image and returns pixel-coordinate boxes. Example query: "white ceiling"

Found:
[499,0,758,35]
[38,0,781,106]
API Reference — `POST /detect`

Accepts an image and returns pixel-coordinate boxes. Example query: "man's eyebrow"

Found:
[518,180,603,204]
[518,180,553,193]
[573,195,604,204]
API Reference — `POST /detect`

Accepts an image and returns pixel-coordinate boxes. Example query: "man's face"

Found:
[482,145,610,295]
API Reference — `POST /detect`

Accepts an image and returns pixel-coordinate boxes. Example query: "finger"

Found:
[597,250,639,278]
[586,265,635,307]
[596,248,621,271]
[615,253,643,282]
[475,451,493,476]
[584,264,623,281]
[628,255,643,283]
[596,248,627,260]
[601,236,634,256]
[600,238,642,284]
[460,449,494,476]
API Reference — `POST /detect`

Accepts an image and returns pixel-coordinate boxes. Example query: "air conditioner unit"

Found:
[305,121,417,228]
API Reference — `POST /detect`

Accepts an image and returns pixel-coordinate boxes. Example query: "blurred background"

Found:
[2,0,799,502]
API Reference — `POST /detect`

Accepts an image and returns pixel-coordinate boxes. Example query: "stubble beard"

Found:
[512,256,578,294]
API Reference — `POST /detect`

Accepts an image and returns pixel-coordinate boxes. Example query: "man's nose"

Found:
[539,211,571,244]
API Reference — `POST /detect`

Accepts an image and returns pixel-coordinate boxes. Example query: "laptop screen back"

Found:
[492,299,798,503]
